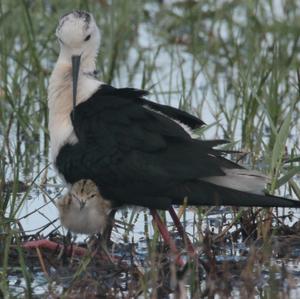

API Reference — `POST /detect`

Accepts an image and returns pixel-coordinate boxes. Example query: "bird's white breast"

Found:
[48,62,102,161]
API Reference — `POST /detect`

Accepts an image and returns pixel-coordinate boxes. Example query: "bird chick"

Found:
[56,179,112,234]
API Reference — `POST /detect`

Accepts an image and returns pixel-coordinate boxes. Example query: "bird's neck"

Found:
[57,50,97,73]
[48,52,102,108]
[47,54,102,161]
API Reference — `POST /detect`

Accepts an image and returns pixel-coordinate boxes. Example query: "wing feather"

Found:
[56,85,241,207]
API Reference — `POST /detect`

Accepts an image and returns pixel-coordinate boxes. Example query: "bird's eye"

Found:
[84,34,91,41]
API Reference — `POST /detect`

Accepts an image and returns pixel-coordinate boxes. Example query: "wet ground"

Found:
[4,192,300,298]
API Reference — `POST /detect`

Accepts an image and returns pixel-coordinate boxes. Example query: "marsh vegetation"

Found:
[1,0,300,298]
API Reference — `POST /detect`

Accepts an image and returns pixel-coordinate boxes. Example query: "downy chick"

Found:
[56,179,112,234]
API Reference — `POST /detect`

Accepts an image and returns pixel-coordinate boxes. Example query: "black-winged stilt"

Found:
[42,10,300,260]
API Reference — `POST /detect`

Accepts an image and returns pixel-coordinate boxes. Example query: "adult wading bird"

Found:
[46,11,300,258]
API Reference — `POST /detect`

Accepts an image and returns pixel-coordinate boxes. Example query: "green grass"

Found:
[1,0,300,298]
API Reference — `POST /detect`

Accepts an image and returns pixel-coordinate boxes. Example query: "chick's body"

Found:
[56,179,111,234]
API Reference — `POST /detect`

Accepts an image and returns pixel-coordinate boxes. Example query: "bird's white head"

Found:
[56,10,100,70]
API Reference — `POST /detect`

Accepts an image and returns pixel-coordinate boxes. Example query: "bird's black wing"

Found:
[56,85,300,209]
[93,85,205,129]
[56,85,230,208]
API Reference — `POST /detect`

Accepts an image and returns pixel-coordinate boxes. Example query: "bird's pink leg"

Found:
[168,207,196,257]
[150,209,184,267]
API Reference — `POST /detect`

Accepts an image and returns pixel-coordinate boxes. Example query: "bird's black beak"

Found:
[71,55,81,120]
[79,201,86,210]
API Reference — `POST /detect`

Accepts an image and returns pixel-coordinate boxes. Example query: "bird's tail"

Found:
[170,180,300,208]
